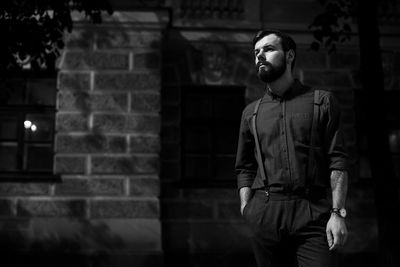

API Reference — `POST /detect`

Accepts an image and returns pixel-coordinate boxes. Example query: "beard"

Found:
[256,55,287,83]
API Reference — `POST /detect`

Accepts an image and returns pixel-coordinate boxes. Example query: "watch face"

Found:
[339,209,347,218]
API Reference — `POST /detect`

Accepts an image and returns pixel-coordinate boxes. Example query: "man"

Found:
[235,29,349,267]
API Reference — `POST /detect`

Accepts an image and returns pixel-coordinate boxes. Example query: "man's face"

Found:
[254,34,287,83]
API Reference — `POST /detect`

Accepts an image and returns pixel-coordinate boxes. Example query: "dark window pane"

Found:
[183,94,211,119]
[27,79,56,105]
[184,126,211,153]
[182,86,245,184]
[0,144,18,171]
[214,94,244,119]
[215,155,236,180]
[0,114,18,139]
[25,144,53,171]
[24,113,54,141]
[184,155,212,179]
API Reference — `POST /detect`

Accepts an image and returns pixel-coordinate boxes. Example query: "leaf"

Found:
[328,44,337,54]
[56,39,65,49]
[343,23,351,32]
[310,41,320,51]
[1,0,113,71]
[325,37,333,47]
[313,30,324,42]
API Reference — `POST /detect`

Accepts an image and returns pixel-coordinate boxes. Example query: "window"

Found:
[0,73,57,180]
[182,86,245,187]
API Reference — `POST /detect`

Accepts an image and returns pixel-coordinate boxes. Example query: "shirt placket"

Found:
[280,99,292,189]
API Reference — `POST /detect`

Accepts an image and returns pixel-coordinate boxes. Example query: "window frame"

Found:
[0,71,60,181]
[180,85,245,188]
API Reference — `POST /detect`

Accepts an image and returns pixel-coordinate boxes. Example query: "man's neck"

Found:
[267,73,294,97]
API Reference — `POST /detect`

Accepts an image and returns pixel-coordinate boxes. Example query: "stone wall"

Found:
[0,11,168,267]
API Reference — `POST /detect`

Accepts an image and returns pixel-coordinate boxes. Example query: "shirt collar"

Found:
[266,79,303,101]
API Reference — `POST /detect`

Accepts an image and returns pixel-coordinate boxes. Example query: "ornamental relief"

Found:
[186,42,254,86]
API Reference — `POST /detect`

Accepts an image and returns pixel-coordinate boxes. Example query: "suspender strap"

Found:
[307,89,320,183]
[252,90,320,189]
[251,99,268,187]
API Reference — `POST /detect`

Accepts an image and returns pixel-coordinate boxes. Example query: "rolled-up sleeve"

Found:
[323,93,349,171]
[235,109,257,189]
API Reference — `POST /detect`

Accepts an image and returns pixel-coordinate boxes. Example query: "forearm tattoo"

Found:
[330,170,348,208]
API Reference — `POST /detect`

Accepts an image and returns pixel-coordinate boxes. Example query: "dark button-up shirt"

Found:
[235,80,348,192]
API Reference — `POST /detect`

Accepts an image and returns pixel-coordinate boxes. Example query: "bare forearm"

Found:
[327,169,349,250]
[330,170,348,209]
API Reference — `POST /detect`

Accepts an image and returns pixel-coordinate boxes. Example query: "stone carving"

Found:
[189,43,229,85]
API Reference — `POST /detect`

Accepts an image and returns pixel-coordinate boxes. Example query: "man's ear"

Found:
[287,49,295,64]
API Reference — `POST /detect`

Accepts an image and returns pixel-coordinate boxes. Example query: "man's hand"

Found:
[239,187,253,216]
[326,214,348,251]
[240,202,247,216]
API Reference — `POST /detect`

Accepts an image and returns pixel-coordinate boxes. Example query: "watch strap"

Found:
[330,208,345,218]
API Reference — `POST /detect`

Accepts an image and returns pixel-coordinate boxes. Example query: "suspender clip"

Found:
[264,186,270,203]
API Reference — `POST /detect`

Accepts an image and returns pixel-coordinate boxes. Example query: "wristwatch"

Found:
[330,208,347,219]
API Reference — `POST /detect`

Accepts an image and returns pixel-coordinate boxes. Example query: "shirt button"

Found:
[281,131,285,135]
[279,114,283,118]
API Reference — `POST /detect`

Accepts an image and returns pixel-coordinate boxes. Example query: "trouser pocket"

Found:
[308,198,330,222]
[242,196,254,219]
[243,191,269,225]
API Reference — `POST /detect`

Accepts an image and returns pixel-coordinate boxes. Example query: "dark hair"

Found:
[252,29,297,70]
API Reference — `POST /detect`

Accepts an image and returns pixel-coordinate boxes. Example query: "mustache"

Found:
[257,61,271,68]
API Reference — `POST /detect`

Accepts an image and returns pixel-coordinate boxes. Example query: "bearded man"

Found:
[235,29,349,267]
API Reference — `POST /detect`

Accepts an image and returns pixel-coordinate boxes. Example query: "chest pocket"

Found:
[289,112,313,144]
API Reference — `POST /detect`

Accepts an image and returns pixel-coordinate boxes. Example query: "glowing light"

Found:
[31,124,37,132]
[24,120,32,129]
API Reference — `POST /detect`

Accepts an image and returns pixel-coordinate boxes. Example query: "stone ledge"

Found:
[71,10,170,29]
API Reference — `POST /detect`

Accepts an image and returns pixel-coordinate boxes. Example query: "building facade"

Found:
[1,0,400,266]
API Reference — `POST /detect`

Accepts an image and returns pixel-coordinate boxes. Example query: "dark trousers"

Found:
[243,190,336,267]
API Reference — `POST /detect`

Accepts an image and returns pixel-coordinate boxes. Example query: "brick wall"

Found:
[0,11,168,267]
